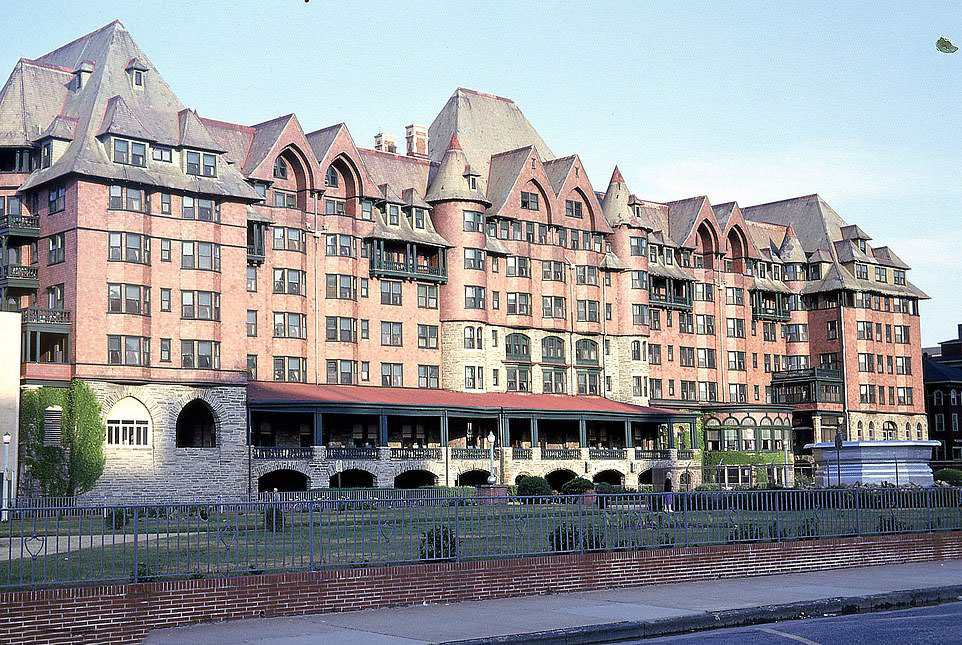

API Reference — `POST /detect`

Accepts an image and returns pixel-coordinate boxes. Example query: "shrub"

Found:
[934,468,962,485]
[548,522,606,552]
[561,477,595,495]
[264,506,285,532]
[420,524,458,560]
[104,508,128,531]
[516,476,552,498]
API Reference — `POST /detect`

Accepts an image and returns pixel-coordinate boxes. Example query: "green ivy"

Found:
[20,380,106,496]
[702,450,787,468]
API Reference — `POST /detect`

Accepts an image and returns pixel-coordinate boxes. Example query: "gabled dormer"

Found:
[840,224,871,253]
[125,57,148,90]
[73,60,94,91]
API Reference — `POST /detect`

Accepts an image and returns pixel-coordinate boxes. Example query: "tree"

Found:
[20,380,106,496]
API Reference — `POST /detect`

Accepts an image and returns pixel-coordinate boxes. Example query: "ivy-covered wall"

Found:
[702,450,788,468]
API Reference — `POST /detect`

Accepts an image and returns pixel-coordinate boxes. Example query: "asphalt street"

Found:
[631,602,962,644]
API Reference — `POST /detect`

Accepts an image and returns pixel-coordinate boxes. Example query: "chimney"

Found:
[405,124,428,158]
[374,132,397,154]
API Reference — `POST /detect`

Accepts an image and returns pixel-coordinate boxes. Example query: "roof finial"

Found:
[447,133,462,151]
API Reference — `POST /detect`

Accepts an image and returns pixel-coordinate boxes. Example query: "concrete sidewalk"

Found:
[145,560,962,644]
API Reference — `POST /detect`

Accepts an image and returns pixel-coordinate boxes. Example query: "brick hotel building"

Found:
[0,22,928,497]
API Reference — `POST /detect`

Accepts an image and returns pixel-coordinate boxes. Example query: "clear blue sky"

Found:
[5,1,960,345]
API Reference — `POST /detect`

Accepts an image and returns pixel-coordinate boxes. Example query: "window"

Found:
[507,366,531,392]
[783,323,809,342]
[186,150,217,177]
[160,238,171,262]
[463,210,483,232]
[575,339,599,365]
[648,344,662,365]
[725,287,744,305]
[894,325,910,344]
[418,365,439,389]
[503,255,528,278]
[107,283,150,315]
[698,381,718,402]
[696,314,715,335]
[465,285,485,309]
[464,248,486,270]
[324,273,355,299]
[679,346,694,367]
[894,269,906,286]
[464,366,484,389]
[381,280,402,305]
[107,232,150,264]
[106,415,150,447]
[157,338,171,363]
[381,363,403,386]
[277,357,308,383]
[417,284,438,309]
[152,146,172,163]
[507,292,532,315]
[48,185,66,213]
[246,355,257,380]
[107,335,150,366]
[271,312,306,339]
[729,384,747,403]
[542,336,565,362]
[107,184,147,212]
[380,321,403,346]
[520,191,539,210]
[247,266,257,292]
[896,387,913,406]
[505,333,531,360]
[273,157,288,180]
[564,199,583,218]
[417,324,438,349]
[113,139,146,167]
[272,227,306,252]
[246,310,257,337]
[47,233,65,264]
[576,371,600,395]
[895,356,912,375]
[855,263,868,280]
[324,165,338,187]
[575,265,598,285]
[542,260,566,282]
[696,348,716,369]
[693,283,714,301]
[875,266,888,283]
[576,299,599,322]
[325,316,357,342]
[727,351,746,371]
[726,317,745,338]
[543,296,565,319]
[159,288,171,312]
[181,241,221,271]
[629,237,647,256]
[632,304,649,326]
[543,368,567,393]
[630,270,648,290]
[325,234,357,257]
[180,290,220,321]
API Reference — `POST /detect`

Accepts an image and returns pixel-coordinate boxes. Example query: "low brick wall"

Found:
[3,531,961,644]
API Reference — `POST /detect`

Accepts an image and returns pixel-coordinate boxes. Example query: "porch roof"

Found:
[247,382,681,419]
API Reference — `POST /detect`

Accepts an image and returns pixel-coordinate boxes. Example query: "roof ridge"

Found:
[35,19,124,62]
[198,116,254,133]
[744,193,821,209]
[19,58,74,74]
[489,144,536,159]
[250,113,296,129]
[455,87,515,103]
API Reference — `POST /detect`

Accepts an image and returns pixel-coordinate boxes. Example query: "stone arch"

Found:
[513,472,532,485]
[868,421,875,440]
[176,399,216,447]
[274,144,316,205]
[725,225,749,272]
[98,386,165,429]
[722,416,739,427]
[545,468,578,491]
[695,221,719,269]
[104,396,153,447]
[592,469,624,486]
[882,421,897,440]
[329,468,375,488]
[456,469,491,486]
[917,422,923,439]
[394,469,438,489]
[523,177,553,221]
[704,417,721,427]
[170,389,230,437]
[741,416,757,426]
[638,469,653,486]
[679,471,692,491]
[328,153,364,213]
[258,469,308,493]
[759,416,773,426]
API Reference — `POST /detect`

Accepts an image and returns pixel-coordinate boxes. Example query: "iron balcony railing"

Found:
[512,448,533,460]
[771,367,843,382]
[370,257,447,281]
[390,448,442,460]
[0,214,40,235]
[326,447,380,460]
[588,448,626,460]
[20,307,71,325]
[677,450,697,460]
[541,448,582,460]
[451,447,488,460]
[1,487,959,590]
[0,264,38,280]
[635,449,672,460]
[251,447,313,460]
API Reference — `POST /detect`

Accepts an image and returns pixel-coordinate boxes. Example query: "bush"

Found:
[516,476,552,498]
[104,508,128,531]
[561,477,595,495]
[935,468,962,485]
[264,506,285,532]
[420,524,458,560]
[548,522,606,553]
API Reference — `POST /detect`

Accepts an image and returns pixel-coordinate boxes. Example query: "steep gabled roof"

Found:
[742,194,848,263]
[359,148,430,197]
[242,113,296,175]
[871,246,910,270]
[96,94,153,140]
[542,156,576,195]
[484,145,534,215]
[428,87,553,188]
[35,114,78,142]
[199,116,255,166]
[178,108,225,152]
[305,122,378,198]
[666,195,713,247]
[0,59,72,146]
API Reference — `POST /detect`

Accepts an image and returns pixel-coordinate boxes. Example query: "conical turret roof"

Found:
[425,134,490,205]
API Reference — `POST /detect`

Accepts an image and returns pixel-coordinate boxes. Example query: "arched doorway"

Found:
[592,470,624,486]
[329,469,375,488]
[545,469,578,492]
[638,469,653,486]
[258,469,308,493]
[456,470,491,486]
[176,400,216,447]
[394,469,437,489]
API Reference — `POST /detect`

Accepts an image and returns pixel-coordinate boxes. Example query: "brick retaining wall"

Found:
[3,531,961,644]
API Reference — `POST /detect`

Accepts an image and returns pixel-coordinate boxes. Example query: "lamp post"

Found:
[2,432,10,518]
[487,431,496,485]
[834,422,845,488]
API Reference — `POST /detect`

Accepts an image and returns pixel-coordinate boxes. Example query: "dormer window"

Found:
[74,73,83,90]
[186,150,216,177]
[388,204,400,225]
[855,263,868,280]
[325,166,338,187]
[273,157,288,180]
[467,175,478,190]
[857,239,866,253]
[530,158,535,169]
[414,208,425,229]
[133,70,144,87]
[251,182,267,199]
[151,146,172,163]
[113,138,146,167]
[41,143,51,169]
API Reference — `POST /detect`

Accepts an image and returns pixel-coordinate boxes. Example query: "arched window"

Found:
[506,333,530,360]
[917,423,923,439]
[575,339,599,365]
[882,421,897,440]
[934,390,944,406]
[105,397,152,447]
[176,399,216,448]
[325,165,338,187]
[273,157,288,180]
[868,421,875,440]
[952,390,959,406]
[542,336,565,363]
[857,420,864,440]
[463,326,477,349]
[630,340,641,361]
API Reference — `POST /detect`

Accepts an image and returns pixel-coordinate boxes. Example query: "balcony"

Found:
[771,368,842,383]
[390,447,442,460]
[326,447,380,460]
[542,448,582,460]
[451,447,488,460]
[752,305,791,321]
[648,291,692,310]
[512,448,533,460]
[635,449,672,460]
[247,245,266,266]
[0,215,40,239]
[251,446,314,460]
[588,447,626,460]
[370,257,447,283]
[21,307,71,333]
[0,264,38,291]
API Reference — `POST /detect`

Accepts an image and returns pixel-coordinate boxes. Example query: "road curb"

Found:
[438,585,962,644]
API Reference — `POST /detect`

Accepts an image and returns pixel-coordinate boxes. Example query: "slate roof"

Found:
[484,145,536,216]
[923,356,962,384]
[242,114,295,175]
[0,59,72,146]
[666,196,709,246]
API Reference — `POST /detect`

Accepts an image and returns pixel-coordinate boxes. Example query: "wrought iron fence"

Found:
[542,448,581,460]
[451,448,488,460]
[588,448,626,460]
[1,487,959,590]
[390,448,442,460]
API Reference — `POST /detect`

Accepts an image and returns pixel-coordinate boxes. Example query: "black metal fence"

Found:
[1,487,959,590]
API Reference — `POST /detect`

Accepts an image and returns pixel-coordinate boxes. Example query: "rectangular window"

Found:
[576,299,599,322]
[575,265,598,285]
[520,191,539,210]
[107,335,150,366]
[417,284,438,309]
[464,248,486,270]
[47,233,65,265]
[696,315,715,335]
[417,324,439,349]
[726,317,745,338]
[380,321,403,346]
[418,365,440,389]
[48,185,66,213]
[277,357,308,383]
[542,260,566,282]
[564,199,583,218]
[246,310,257,337]
[380,280,402,305]
[507,292,532,315]
[725,287,744,305]
[107,283,150,315]
[463,210,483,232]
[246,354,257,380]
[543,296,566,319]
[465,286,486,309]
[247,266,257,292]
[181,241,221,271]
[381,362,403,387]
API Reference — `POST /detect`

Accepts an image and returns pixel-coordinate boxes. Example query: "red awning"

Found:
[247,382,678,417]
